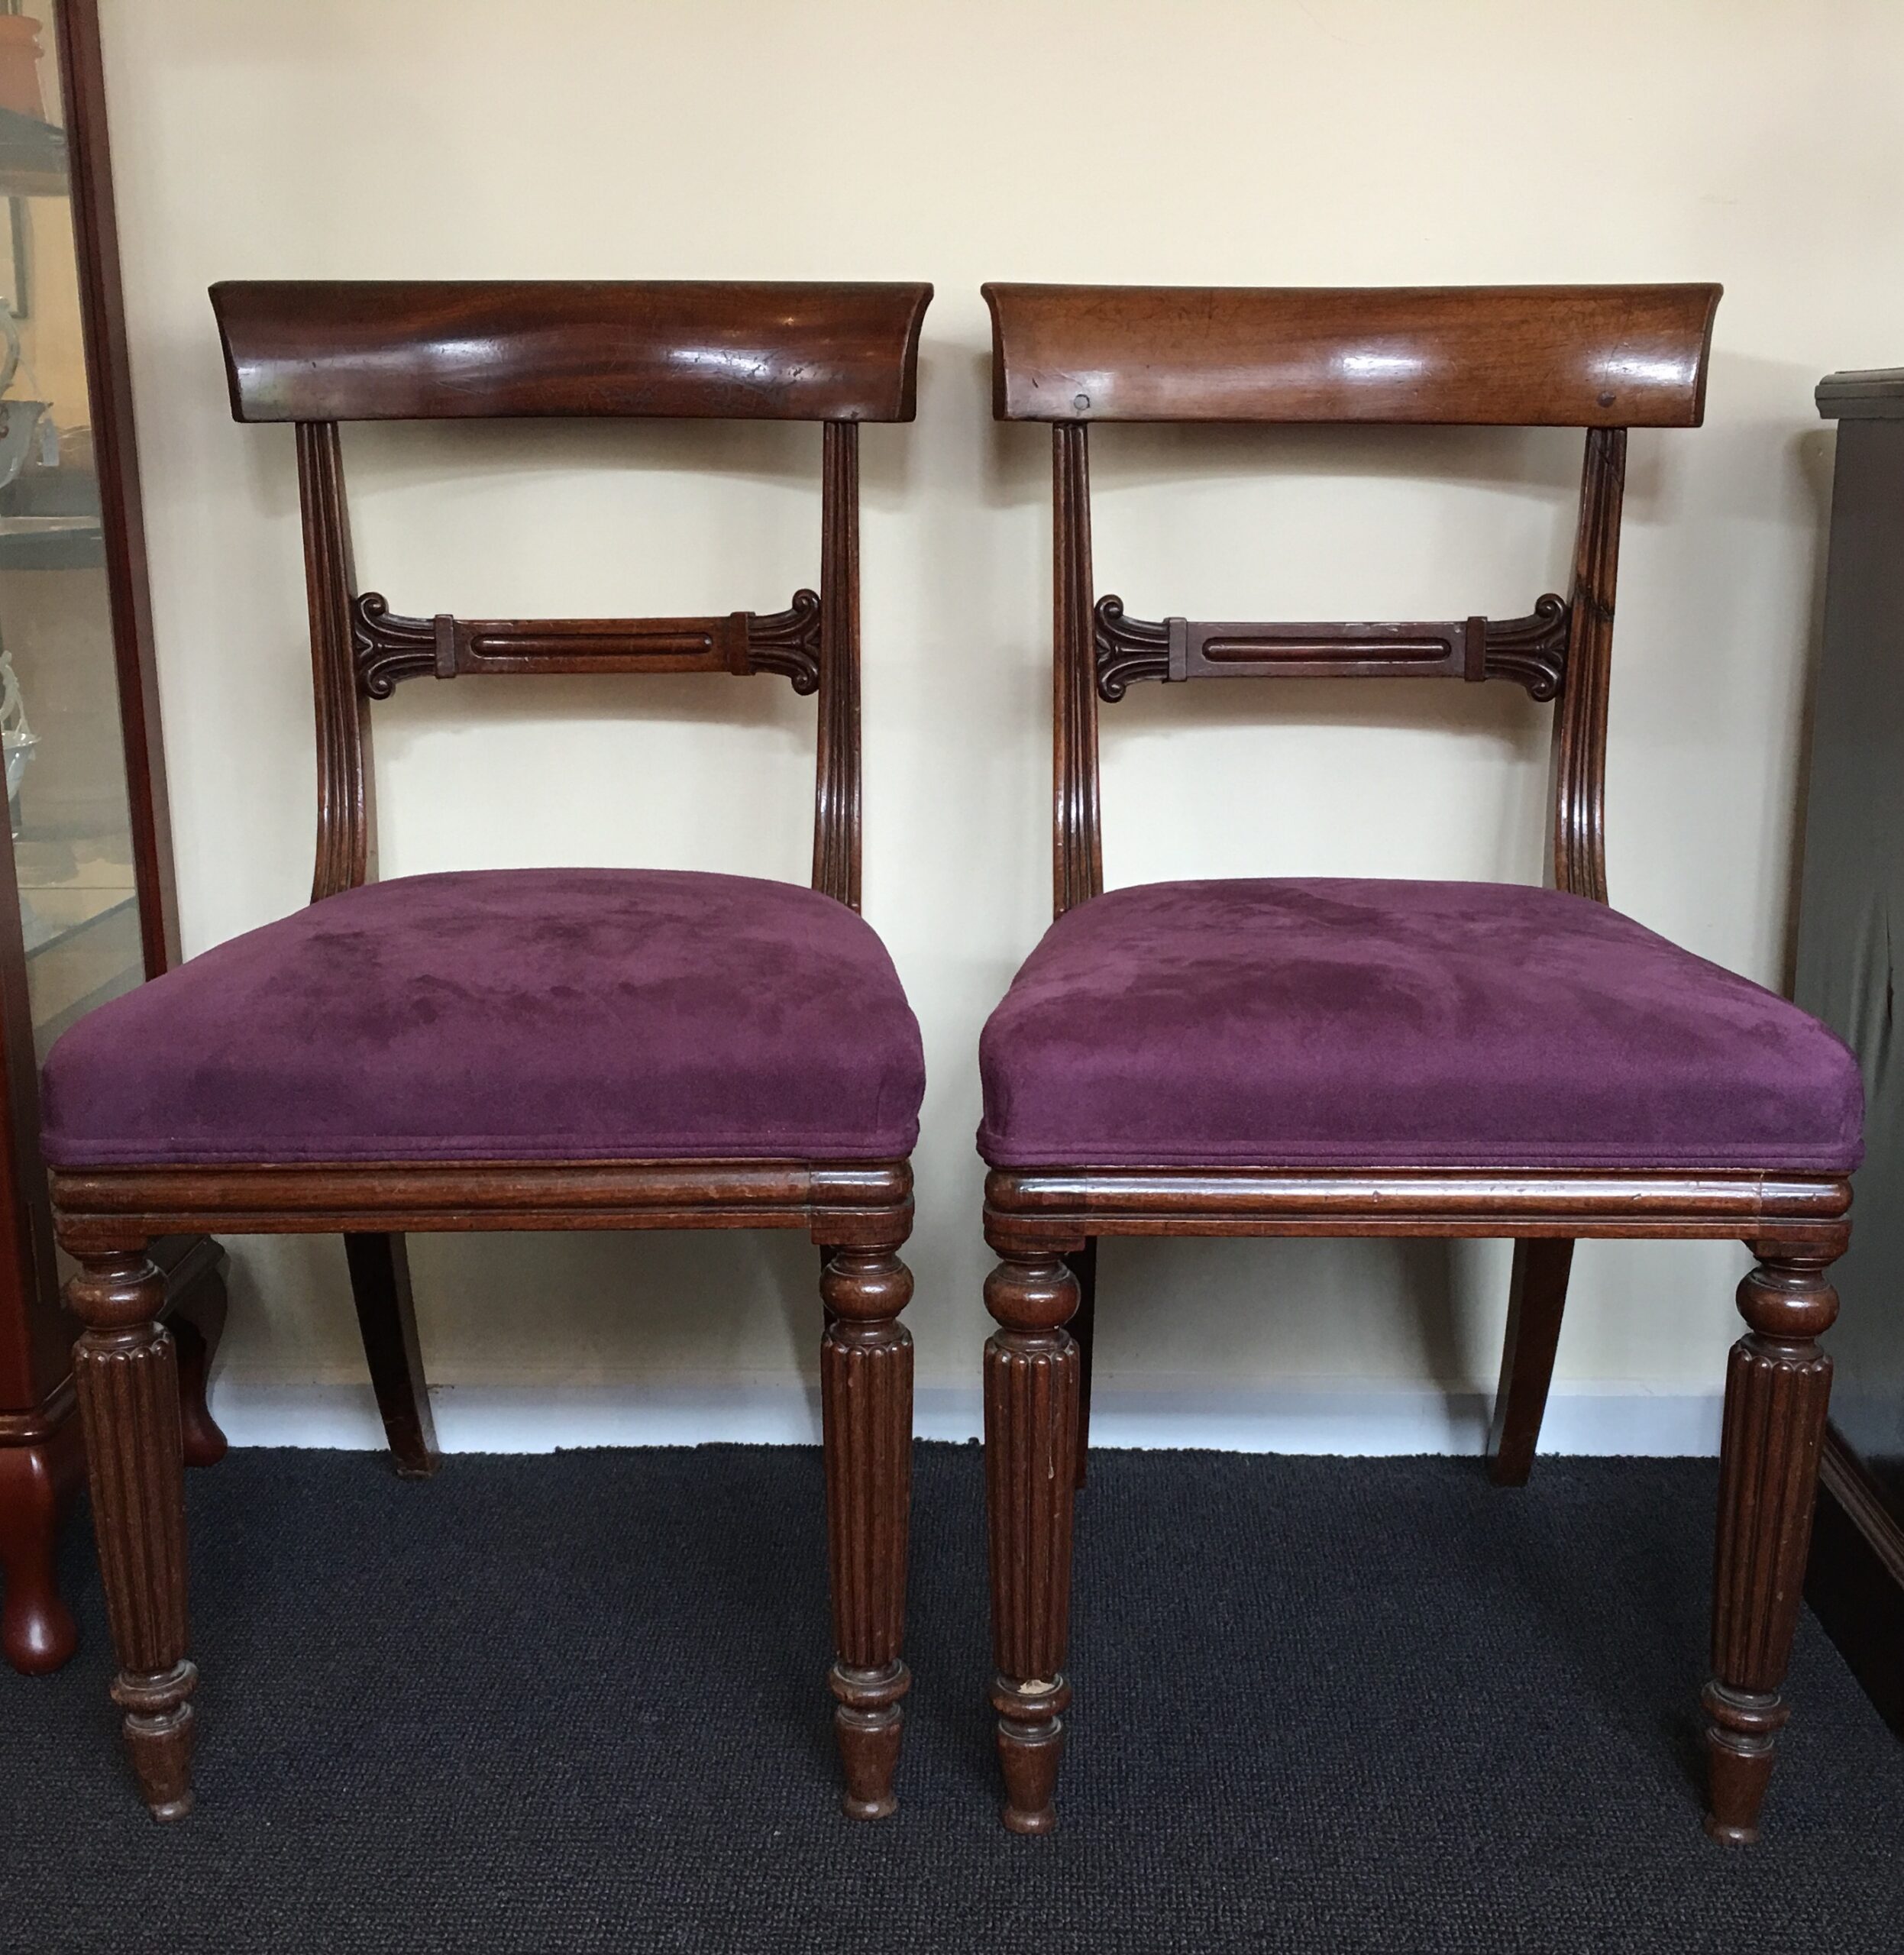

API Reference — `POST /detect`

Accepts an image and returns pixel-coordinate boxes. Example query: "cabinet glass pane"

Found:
[0,0,139,1062]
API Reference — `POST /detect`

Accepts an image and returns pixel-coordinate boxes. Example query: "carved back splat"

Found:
[985,283,1718,916]
[226,282,933,912]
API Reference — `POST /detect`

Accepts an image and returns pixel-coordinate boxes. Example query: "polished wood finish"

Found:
[1052,422,1101,915]
[819,1239,913,1818]
[984,283,1720,426]
[212,281,932,425]
[69,1252,195,1820]
[343,1233,438,1478]
[352,590,823,694]
[1065,1240,1097,1491]
[1705,1252,1838,1844]
[0,1411,83,1672]
[983,1248,1080,1834]
[57,280,928,1815]
[0,0,221,1677]
[1485,1238,1575,1486]
[982,283,1839,1844]
[1553,428,1624,903]
[1095,593,1571,698]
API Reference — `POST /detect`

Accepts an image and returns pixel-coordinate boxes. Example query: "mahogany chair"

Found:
[39,280,933,1821]
[975,283,1863,1843]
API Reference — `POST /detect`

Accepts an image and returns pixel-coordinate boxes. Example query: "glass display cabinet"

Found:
[0,0,225,1675]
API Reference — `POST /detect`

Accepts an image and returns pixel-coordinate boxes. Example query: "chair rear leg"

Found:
[1065,1241,1097,1491]
[343,1233,439,1478]
[1486,1238,1575,1486]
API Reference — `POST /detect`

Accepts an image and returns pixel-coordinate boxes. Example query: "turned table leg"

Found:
[984,1247,1081,1835]
[70,1250,197,1820]
[1703,1247,1839,1845]
[0,1422,84,1673]
[819,1240,914,1819]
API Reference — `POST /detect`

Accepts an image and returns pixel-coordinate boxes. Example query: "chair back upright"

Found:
[212,279,934,910]
[982,281,1721,916]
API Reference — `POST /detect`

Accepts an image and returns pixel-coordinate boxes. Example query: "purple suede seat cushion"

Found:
[42,868,924,1168]
[977,878,1863,1172]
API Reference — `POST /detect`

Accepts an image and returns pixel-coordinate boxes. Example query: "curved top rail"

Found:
[984,283,1720,428]
[212,280,933,424]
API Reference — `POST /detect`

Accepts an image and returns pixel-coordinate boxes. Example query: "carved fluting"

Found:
[351,592,437,699]
[1094,594,1171,700]
[1702,1254,1838,1845]
[745,588,823,693]
[984,1249,1081,1834]
[70,1253,196,1820]
[296,421,373,899]
[1553,427,1624,903]
[814,422,862,910]
[1481,593,1571,701]
[819,1245,913,1819]
[1053,423,1103,916]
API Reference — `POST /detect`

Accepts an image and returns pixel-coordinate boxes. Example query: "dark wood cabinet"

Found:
[0,0,223,1676]
[1798,367,1904,1735]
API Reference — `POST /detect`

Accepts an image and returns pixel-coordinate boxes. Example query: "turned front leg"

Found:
[819,1243,914,1819]
[70,1250,197,1820]
[1703,1249,1839,1844]
[984,1249,1081,1835]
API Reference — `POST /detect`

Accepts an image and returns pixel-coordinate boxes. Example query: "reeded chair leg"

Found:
[344,1231,440,1478]
[69,1250,197,1820]
[1703,1248,1839,1844]
[984,1248,1081,1834]
[1485,1237,1574,1485]
[819,1241,914,1819]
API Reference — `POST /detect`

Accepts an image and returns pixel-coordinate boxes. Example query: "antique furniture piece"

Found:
[0,0,225,1679]
[1796,368,1904,1737]
[975,282,1864,1843]
[39,277,933,1821]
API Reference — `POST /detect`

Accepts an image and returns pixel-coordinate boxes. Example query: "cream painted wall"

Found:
[88,1,1902,1415]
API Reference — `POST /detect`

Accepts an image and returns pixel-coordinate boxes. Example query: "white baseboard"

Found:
[208,1378,1725,1458]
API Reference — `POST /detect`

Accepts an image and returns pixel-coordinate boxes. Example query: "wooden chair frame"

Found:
[50,279,933,1822]
[978,283,1850,1845]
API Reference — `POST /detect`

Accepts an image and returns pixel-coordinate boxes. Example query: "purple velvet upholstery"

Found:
[42,869,924,1168]
[978,878,1864,1172]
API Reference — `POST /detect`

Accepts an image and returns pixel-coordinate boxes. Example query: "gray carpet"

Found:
[2,1446,1901,1953]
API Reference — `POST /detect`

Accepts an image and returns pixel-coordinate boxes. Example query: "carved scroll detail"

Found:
[1481,593,1571,701]
[1093,592,1573,702]
[352,593,436,700]
[1094,595,1171,700]
[746,587,823,695]
[348,588,826,699]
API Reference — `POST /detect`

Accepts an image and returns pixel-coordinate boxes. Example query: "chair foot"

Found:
[992,1672,1070,1834]
[831,1660,909,1819]
[113,1659,199,1819]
